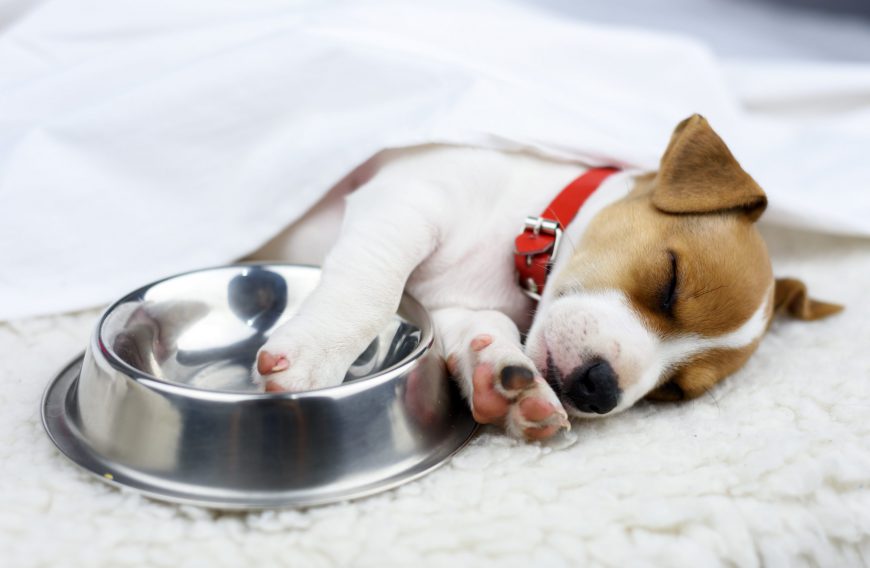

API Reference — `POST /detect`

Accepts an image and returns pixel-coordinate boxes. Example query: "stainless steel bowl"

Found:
[42,264,476,509]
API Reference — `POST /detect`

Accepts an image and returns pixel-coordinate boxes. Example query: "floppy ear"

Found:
[652,114,767,221]
[774,278,843,320]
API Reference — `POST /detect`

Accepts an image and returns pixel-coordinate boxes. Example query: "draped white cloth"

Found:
[2,0,869,320]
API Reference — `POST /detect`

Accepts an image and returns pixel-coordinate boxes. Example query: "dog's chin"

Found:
[543,351,562,393]
[565,406,613,419]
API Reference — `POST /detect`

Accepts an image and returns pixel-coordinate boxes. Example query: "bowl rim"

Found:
[92,262,436,402]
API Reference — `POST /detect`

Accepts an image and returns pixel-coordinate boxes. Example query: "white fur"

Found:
[253,146,597,433]
[524,290,659,416]
[253,149,578,364]
[252,145,766,428]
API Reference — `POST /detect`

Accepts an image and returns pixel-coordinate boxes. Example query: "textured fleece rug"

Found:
[2,225,869,568]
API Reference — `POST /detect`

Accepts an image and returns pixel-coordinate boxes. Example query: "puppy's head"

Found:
[525,114,842,417]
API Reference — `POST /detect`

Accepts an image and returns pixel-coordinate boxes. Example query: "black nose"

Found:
[565,359,620,414]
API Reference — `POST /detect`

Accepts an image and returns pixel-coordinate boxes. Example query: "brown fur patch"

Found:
[647,340,761,401]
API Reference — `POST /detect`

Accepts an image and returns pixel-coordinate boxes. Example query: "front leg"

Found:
[432,307,569,440]
[256,189,438,391]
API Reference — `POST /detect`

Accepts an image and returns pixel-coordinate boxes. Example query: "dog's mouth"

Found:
[545,352,564,397]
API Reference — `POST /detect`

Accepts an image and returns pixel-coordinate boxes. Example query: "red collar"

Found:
[514,167,620,300]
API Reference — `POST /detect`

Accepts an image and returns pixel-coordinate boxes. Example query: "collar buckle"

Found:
[513,166,620,302]
[524,215,562,237]
[517,216,563,301]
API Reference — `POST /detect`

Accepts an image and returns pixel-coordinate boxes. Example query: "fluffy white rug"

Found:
[2,225,869,567]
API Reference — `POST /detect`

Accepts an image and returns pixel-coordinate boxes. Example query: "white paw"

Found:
[447,333,569,440]
[253,329,351,392]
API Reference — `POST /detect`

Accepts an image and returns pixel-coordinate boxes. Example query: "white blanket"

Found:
[2,0,870,320]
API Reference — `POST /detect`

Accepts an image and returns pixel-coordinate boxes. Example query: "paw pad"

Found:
[257,351,289,375]
[470,334,493,352]
[499,365,535,391]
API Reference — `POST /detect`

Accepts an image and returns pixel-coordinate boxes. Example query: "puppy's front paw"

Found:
[449,334,569,441]
[254,332,349,392]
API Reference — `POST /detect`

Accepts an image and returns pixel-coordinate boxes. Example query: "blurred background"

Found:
[532,0,870,61]
[4,0,869,60]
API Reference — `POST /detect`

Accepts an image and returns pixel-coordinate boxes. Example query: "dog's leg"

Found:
[255,189,438,391]
[432,307,569,440]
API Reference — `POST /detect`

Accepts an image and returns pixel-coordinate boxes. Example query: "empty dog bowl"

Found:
[41,264,476,509]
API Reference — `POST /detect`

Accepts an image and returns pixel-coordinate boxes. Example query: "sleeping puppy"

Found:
[251,114,841,440]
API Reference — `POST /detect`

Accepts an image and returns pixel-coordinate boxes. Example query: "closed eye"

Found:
[660,250,678,316]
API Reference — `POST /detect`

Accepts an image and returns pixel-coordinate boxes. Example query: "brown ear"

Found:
[653,114,767,221]
[774,278,843,320]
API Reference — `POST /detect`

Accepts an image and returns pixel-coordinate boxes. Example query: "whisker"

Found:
[690,284,728,300]
[704,385,721,413]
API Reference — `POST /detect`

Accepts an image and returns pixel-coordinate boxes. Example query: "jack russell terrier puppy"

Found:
[251,115,841,440]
